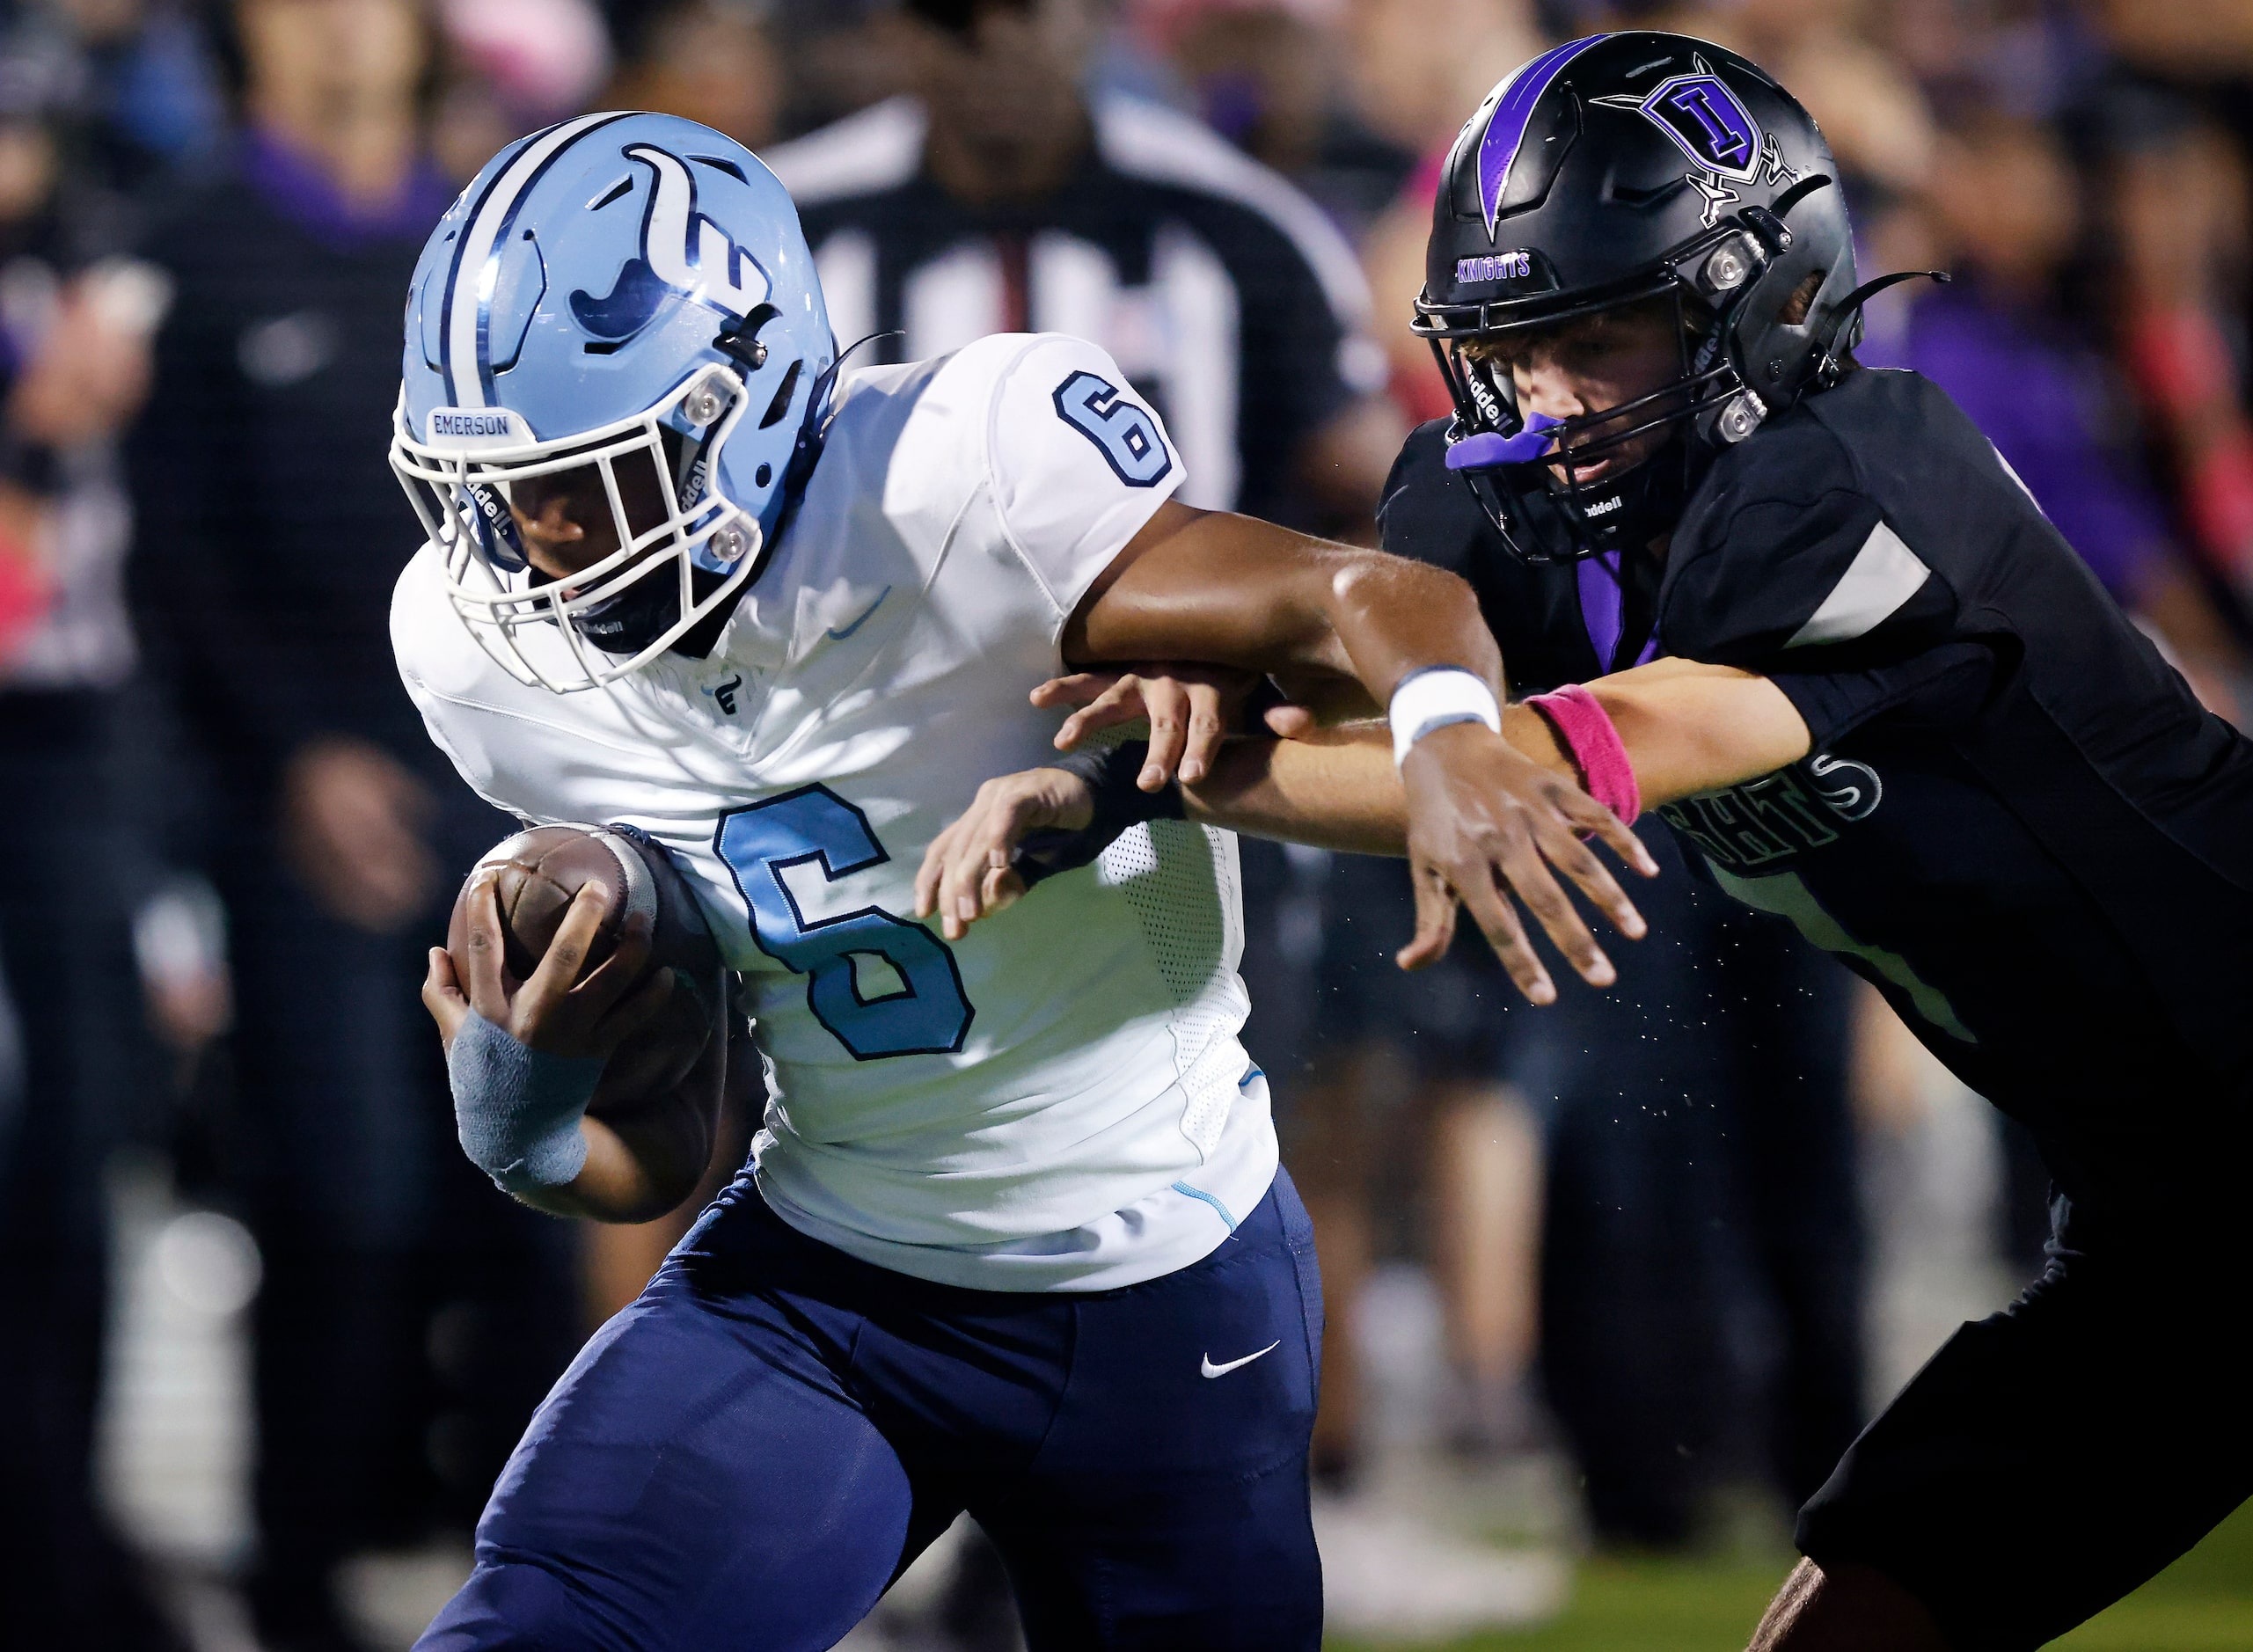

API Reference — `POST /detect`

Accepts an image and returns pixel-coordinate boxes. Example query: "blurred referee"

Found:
[762,0,1401,535]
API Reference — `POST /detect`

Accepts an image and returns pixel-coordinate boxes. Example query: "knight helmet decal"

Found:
[569,144,773,345]
[1598,58,1767,185]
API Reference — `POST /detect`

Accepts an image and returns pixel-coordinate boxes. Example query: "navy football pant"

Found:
[418,1168,1324,1651]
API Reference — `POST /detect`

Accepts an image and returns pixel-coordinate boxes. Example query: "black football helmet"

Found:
[1416,33,1868,564]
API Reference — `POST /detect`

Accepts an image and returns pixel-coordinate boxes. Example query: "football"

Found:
[446,822,729,1106]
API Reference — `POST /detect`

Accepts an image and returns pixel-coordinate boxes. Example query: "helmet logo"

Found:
[569,144,772,347]
[1622,66,1765,184]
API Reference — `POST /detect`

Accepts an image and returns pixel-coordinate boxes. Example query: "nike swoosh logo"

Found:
[826,586,891,641]
[1200,1341,1281,1379]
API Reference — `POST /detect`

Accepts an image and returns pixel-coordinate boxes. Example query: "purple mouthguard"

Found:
[1445,410,1563,471]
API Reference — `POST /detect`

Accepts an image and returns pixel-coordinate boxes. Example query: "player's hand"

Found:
[1399,720,1657,1002]
[1034,664,1284,786]
[422,878,674,1060]
[914,767,1095,939]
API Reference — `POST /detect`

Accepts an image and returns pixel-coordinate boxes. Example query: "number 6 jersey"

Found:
[392,333,1274,1290]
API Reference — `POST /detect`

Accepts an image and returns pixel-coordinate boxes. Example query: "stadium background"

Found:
[3,0,2250,1648]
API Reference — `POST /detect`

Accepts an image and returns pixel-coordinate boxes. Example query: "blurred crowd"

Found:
[4,1,2253,1648]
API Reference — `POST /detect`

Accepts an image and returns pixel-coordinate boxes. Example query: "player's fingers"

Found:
[975,787,1050,875]
[935,801,999,938]
[459,875,514,1016]
[421,947,472,1042]
[1529,807,1649,941]
[913,833,947,918]
[1396,860,1460,973]
[1030,672,1121,710]
[572,910,654,1019]
[520,881,611,1017]
[915,815,976,918]
[949,785,1051,924]
[917,797,999,919]
[1455,864,1557,1004]
[1490,830,1613,988]
[1263,702,1319,740]
[1141,677,1189,788]
[945,811,999,929]
[1565,788,1660,879]
[1179,680,1228,786]
[981,864,1028,914]
[1051,675,1147,750]
[930,786,1000,930]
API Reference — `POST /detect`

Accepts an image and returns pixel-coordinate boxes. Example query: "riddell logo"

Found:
[1467,371,1505,425]
[1584,495,1623,515]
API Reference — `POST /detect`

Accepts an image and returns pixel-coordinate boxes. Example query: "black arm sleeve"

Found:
[1010,741,1184,888]
[1767,639,2001,749]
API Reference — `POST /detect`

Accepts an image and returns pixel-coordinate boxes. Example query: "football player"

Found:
[921,33,2253,1652]
[387,113,1651,1649]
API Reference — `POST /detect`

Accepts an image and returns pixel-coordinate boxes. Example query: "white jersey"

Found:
[393,333,1276,1290]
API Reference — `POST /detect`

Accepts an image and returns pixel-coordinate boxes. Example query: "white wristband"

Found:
[1388,667,1503,766]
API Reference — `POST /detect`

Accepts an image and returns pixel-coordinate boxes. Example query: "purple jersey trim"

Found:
[1476,34,1610,231]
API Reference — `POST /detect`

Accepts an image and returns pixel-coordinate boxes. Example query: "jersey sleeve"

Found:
[1662,464,1962,679]
[986,333,1186,635]
[1767,640,2001,749]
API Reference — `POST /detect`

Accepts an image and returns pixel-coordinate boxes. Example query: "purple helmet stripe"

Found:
[1475,34,1611,232]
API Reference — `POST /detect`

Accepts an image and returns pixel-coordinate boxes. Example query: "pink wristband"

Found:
[1525,683,1641,825]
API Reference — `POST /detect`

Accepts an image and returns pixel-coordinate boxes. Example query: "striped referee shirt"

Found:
[762,94,1386,524]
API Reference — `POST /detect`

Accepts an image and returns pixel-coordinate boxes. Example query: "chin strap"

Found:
[769,330,896,540]
[1811,269,1951,388]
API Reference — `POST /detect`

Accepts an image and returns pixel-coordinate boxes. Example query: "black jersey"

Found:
[1379,369,2253,1209]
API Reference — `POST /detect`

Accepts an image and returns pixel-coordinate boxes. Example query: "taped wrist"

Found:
[1389,667,1503,765]
[447,1012,600,1194]
[1525,683,1642,824]
[1013,740,1186,888]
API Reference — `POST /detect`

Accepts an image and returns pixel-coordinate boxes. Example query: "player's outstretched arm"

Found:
[422,881,721,1224]
[1067,500,1657,1001]
[918,659,1811,994]
[1181,657,1813,830]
